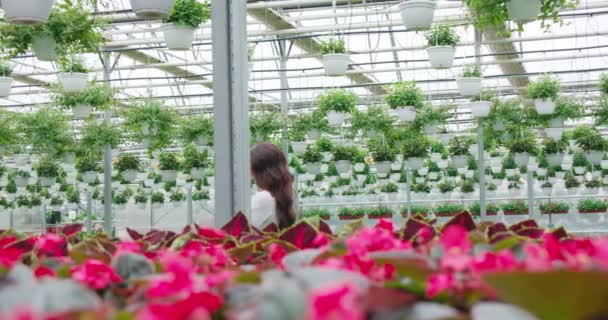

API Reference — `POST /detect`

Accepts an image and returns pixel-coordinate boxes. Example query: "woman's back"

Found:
[251,189,276,227]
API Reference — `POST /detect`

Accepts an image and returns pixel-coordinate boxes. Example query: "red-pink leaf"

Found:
[221,211,251,238]
[441,212,476,232]
[263,223,278,233]
[61,223,83,237]
[126,228,143,241]
[278,221,319,249]
[509,219,538,233]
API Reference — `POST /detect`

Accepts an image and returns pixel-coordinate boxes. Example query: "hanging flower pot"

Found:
[375,161,391,175]
[546,153,565,167]
[451,155,468,168]
[82,171,98,184]
[14,176,29,187]
[406,157,424,170]
[354,163,365,172]
[161,170,177,182]
[121,169,138,182]
[535,99,556,115]
[72,105,93,119]
[548,117,565,128]
[321,54,351,76]
[306,162,322,175]
[307,129,322,140]
[470,101,491,118]
[38,176,56,187]
[31,35,59,61]
[586,151,605,165]
[0,77,13,98]
[427,46,456,69]
[398,0,436,30]
[130,0,175,19]
[545,127,564,141]
[507,0,542,24]
[513,152,531,167]
[326,111,346,126]
[163,24,196,51]
[423,123,440,134]
[335,160,352,174]
[493,120,507,132]
[395,106,417,122]
[2,0,55,25]
[456,78,482,97]
[292,141,308,155]
[58,73,89,93]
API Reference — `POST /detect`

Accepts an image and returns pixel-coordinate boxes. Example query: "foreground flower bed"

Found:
[1,212,608,320]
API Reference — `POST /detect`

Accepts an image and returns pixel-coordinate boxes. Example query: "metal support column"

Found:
[278,40,290,159]
[405,168,412,217]
[475,29,487,219]
[150,201,154,230]
[102,53,113,234]
[211,0,251,227]
[9,209,13,229]
[41,204,46,232]
[187,185,193,225]
[86,190,92,233]
[527,170,535,216]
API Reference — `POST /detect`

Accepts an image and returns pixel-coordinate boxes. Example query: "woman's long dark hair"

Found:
[250,143,296,229]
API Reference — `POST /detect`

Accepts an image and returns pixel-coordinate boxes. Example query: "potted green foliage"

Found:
[57,48,89,93]
[332,145,356,174]
[435,203,466,217]
[543,138,567,166]
[398,0,436,30]
[124,100,177,150]
[130,0,175,18]
[158,152,181,182]
[425,24,459,69]
[402,131,430,170]
[113,191,129,209]
[13,170,31,188]
[289,114,311,154]
[302,208,331,221]
[182,145,210,180]
[17,108,73,157]
[54,83,113,119]
[179,114,213,146]
[585,178,601,194]
[404,204,432,218]
[449,136,474,168]
[338,207,366,220]
[350,106,394,137]
[572,152,589,175]
[162,0,210,50]
[81,121,122,152]
[115,153,142,182]
[192,190,210,201]
[368,207,395,219]
[170,190,186,207]
[36,156,60,187]
[0,59,14,97]
[457,65,482,97]
[438,180,455,195]
[291,112,328,142]
[2,0,55,25]
[151,191,165,208]
[379,182,399,194]
[465,0,576,30]
[316,88,356,126]
[134,191,148,209]
[75,153,100,184]
[470,89,495,118]
[578,198,607,214]
[525,75,560,115]
[250,112,284,142]
[319,37,350,76]
[500,200,529,215]
[572,126,607,165]
[540,201,570,215]
[369,135,396,174]
[470,202,499,216]
[460,179,476,197]
[385,81,425,122]
[302,146,323,174]
[508,132,538,167]
[413,104,452,134]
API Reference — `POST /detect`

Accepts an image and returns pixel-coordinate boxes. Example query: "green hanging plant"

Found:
[402,131,431,159]
[319,37,346,55]
[385,81,425,110]
[368,134,397,162]
[302,146,323,163]
[18,108,73,156]
[425,24,460,47]
[75,152,101,173]
[54,83,114,110]
[124,100,178,150]
[81,121,122,151]
[36,156,61,178]
[158,152,181,171]
[179,114,213,145]
[58,47,89,73]
[525,75,560,100]
[250,112,284,141]
[449,136,474,156]
[412,104,453,130]
[0,58,14,77]
[114,154,142,172]
[507,131,539,155]
[316,89,357,114]
[182,145,211,171]
[164,0,211,28]
[350,106,395,136]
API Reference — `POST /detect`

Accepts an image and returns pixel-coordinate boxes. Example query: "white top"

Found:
[251,190,276,228]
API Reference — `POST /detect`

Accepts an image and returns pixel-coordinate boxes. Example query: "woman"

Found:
[250,143,296,229]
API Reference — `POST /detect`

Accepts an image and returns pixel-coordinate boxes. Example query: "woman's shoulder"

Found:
[252,190,274,202]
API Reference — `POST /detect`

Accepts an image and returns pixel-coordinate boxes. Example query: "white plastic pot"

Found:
[451,155,468,169]
[548,117,565,128]
[398,0,436,30]
[545,127,564,141]
[586,151,605,165]
[426,46,456,69]
[375,161,392,175]
[335,160,352,174]
[306,162,322,175]
[121,170,138,182]
[307,129,322,140]
[456,77,482,97]
[189,167,204,180]
[61,153,76,165]
[406,157,424,170]
[14,176,29,187]
[2,0,55,25]
[513,152,531,167]
[321,54,351,76]
[507,0,542,24]
[470,101,492,118]
[39,176,56,187]
[0,77,13,97]
[130,0,175,19]
[161,170,177,182]
[601,159,608,170]
[82,171,98,184]
[72,105,93,119]
[395,106,417,122]
[354,163,365,172]
[546,153,565,167]
[292,141,308,155]
[31,35,58,61]
[535,99,556,115]
[423,123,439,135]
[327,111,346,126]
[163,24,196,51]
[58,73,88,93]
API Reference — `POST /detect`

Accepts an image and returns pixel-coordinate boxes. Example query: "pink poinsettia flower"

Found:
[147,251,201,298]
[269,243,287,269]
[70,259,121,289]
[0,246,24,268]
[591,238,608,271]
[0,235,17,247]
[138,291,222,320]
[426,272,455,298]
[375,219,394,233]
[440,226,471,254]
[205,270,237,289]
[471,250,518,273]
[312,233,330,248]
[307,282,364,320]
[34,234,67,257]
[34,265,56,278]
[114,241,142,256]
[522,243,553,271]
[1,308,42,320]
